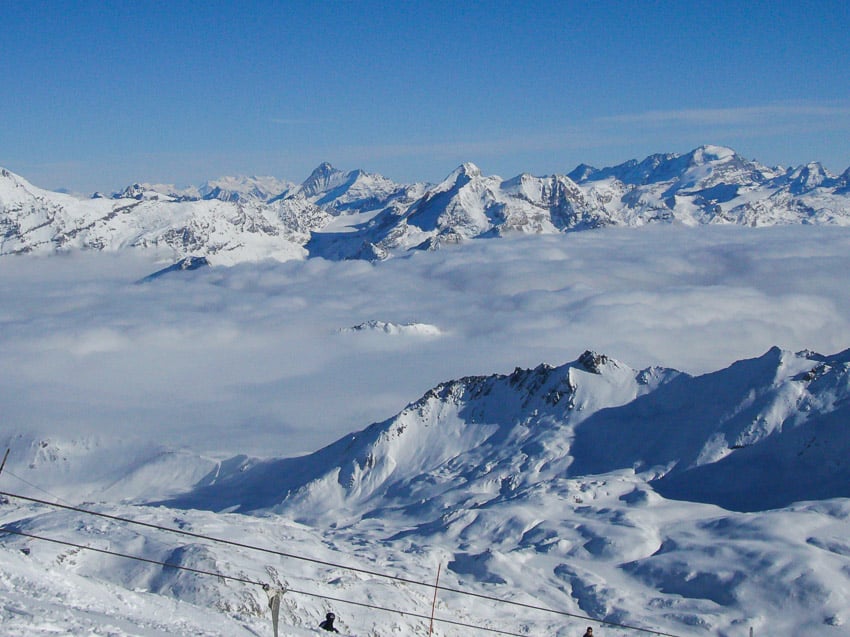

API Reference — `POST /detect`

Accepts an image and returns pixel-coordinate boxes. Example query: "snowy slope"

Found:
[159,351,677,519]
[163,347,850,520]
[5,347,850,635]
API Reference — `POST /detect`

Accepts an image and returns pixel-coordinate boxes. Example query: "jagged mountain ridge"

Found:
[161,346,850,520]
[160,351,681,518]
[3,145,850,264]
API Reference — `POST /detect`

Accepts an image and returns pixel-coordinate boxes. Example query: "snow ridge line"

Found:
[0,489,682,637]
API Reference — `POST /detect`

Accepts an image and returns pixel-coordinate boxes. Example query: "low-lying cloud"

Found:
[2,225,849,457]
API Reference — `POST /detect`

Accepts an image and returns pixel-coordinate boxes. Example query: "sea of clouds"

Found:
[2,225,849,458]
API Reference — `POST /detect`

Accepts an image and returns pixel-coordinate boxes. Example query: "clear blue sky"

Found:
[2,0,849,192]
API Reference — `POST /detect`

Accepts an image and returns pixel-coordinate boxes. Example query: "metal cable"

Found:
[2,526,552,637]
[0,489,682,637]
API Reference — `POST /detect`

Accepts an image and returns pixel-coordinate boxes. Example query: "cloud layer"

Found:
[2,225,849,457]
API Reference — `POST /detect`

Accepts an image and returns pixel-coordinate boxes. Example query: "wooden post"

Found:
[428,562,442,636]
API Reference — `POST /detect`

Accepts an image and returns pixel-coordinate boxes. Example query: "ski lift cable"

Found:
[1,469,73,507]
[1,525,564,637]
[0,489,682,637]
[1,525,259,587]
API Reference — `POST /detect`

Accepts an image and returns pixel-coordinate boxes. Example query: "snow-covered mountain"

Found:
[162,346,850,520]
[3,146,850,266]
[568,145,850,227]
[4,346,850,635]
[197,175,293,203]
[0,167,320,265]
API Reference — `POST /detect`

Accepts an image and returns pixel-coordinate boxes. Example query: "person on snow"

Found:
[319,611,340,633]
[582,627,594,637]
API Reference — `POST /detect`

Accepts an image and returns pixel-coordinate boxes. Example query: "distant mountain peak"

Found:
[690,144,737,163]
[443,162,482,183]
[567,163,598,182]
[198,175,290,203]
[299,162,349,198]
[308,161,337,177]
[787,162,833,194]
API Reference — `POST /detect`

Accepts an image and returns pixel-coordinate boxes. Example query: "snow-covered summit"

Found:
[439,161,483,187]
[297,162,350,199]
[786,162,834,194]
[198,174,292,203]
[3,145,850,264]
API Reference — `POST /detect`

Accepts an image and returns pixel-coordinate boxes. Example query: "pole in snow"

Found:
[0,449,10,477]
[429,562,442,636]
[264,584,282,637]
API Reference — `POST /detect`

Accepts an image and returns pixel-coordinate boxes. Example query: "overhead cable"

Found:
[1,526,557,637]
[0,489,682,637]
[2,468,73,506]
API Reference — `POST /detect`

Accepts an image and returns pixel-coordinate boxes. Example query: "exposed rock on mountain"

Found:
[162,347,850,518]
[3,146,850,264]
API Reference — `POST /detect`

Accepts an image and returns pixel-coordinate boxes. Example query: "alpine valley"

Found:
[2,147,850,637]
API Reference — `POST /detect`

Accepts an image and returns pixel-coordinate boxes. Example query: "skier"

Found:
[319,611,340,633]
[582,627,594,637]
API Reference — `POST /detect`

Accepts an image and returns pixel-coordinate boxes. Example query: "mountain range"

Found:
[3,145,850,265]
[4,145,850,635]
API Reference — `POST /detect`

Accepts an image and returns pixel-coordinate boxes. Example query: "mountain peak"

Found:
[0,167,42,204]
[577,350,612,374]
[436,162,483,190]
[447,162,482,180]
[567,163,598,182]
[308,162,337,178]
[690,145,737,163]
[299,162,349,198]
[788,162,833,194]
[0,167,28,187]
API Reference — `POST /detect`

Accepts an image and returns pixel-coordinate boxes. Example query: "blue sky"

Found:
[2,0,848,192]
